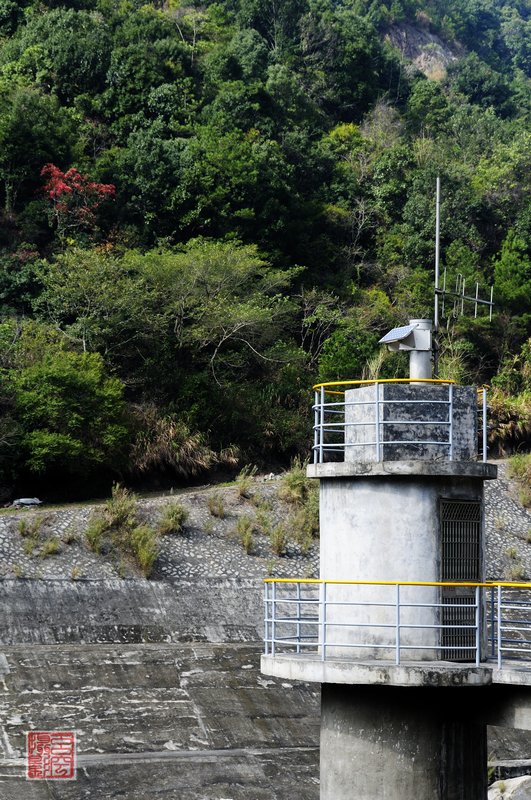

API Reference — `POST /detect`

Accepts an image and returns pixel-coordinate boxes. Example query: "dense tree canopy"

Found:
[0,0,529,496]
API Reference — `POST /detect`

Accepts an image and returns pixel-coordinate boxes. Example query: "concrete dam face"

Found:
[0,486,321,800]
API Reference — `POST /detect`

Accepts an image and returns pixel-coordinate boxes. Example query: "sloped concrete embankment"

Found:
[0,576,320,799]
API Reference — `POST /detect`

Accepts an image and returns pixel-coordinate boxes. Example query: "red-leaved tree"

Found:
[41,164,115,240]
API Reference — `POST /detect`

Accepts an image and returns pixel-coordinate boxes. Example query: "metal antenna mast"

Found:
[433,176,441,376]
[432,178,494,378]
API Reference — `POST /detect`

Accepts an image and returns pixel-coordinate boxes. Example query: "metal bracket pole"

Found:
[395,584,401,666]
[375,382,381,462]
[482,388,488,463]
[475,585,481,667]
[321,582,327,662]
[434,176,441,376]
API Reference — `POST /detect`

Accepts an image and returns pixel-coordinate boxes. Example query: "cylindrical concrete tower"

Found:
[262,372,497,800]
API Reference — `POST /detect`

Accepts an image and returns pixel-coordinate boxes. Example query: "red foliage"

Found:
[41,164,115,237]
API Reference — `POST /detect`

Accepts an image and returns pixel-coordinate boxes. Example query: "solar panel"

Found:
[378,324,417,345]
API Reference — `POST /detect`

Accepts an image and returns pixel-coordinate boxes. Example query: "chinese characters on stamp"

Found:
[27,731,76,780]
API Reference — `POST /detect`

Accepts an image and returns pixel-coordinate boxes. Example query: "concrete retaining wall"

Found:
[0,577,263,645]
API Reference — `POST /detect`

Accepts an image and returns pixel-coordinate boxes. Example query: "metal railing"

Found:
[311,379,489,464]
[264,579,531,670]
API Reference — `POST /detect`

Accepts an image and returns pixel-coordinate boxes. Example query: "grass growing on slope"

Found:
[508,453,531,508]
[85,484,159,577]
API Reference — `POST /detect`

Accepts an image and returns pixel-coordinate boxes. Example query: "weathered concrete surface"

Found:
[262,654,493,687]
[344,383,477,462]
[0,642,320,799]
[308,460,497,479]
[489,776,531,799]
[0,578,263,645]
[320,684,487,800]
[0,748,320,799]
[318,475,485,659]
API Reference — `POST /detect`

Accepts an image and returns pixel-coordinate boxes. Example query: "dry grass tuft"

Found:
[130,404,218,478]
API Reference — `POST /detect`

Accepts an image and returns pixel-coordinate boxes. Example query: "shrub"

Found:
[255,507,273,536]
[23,538,36,556]
[39,537,60,558]
[159,502,188,535]
[208,492,225,518]
[235,515,254,554]
[236,465,257,499]
[104,483,137,529]
[18,514,46,539]
[130,525,159,577]
[12,346,129,477]
[130,404,217,478]
[508,453,531,508]
[70,565,82,580]
[86,487,159,576]
[508,562,526,581]
[291,519,314,555]
[278,457,309,505]
[279,458,319,550]
[489,390,531,456]
[86,515,106,553]
[270,522,288,556]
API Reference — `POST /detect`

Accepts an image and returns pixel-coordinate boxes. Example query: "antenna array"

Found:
[433,177,494,328]
[437,271,494,321]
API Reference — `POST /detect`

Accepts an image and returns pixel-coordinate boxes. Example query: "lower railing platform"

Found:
[263,579,531,681]
[261,652,495,687]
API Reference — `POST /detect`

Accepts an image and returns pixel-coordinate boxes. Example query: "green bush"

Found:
[12,346,129,478]
[104,484,137,529]
[85,485,159,575]
[86,515,106,553]
[23,537,36,556]
[489,390,531,456]
[235,515,254,554]
[279,458,319,550]
[208,492,225,518]
[159,501,188,535]
[255,506,273,536]
[278,457,310,505]
[270,522,288,557]
[39,537,60,558]
[236,465,257,498]
[508,453,531,508]
[130,525,159,577]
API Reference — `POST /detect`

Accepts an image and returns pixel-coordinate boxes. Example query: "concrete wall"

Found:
[344,384,477,463]
[319,476,485,659]
[320,684,487,800]
[0,577,264,645]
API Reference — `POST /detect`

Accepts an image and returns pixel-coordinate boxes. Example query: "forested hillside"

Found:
[0,0,529,498]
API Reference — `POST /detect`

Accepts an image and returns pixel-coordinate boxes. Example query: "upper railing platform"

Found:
[312,379,489,465]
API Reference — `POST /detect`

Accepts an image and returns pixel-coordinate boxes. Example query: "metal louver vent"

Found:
[440,499,482,661]
[441,500,481,582]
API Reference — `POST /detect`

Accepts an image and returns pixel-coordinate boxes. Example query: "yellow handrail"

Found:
[312,378,456,392]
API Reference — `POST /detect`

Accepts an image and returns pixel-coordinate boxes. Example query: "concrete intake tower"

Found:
[262,321,531,799]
